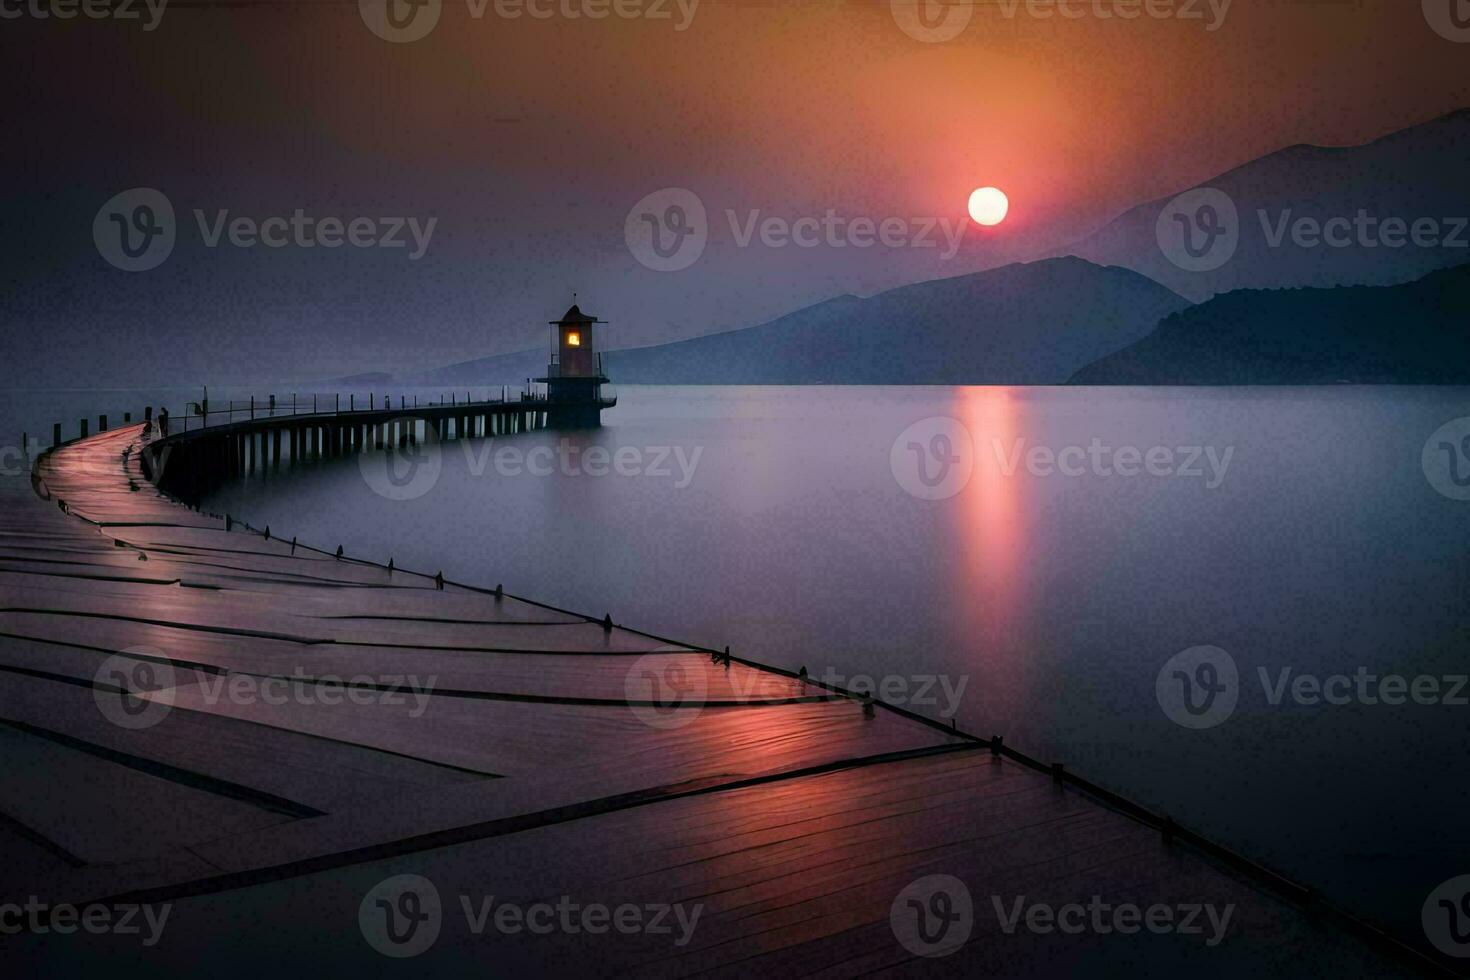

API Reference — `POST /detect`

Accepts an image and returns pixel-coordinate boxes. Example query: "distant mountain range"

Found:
[1065,109,1470,303]
[390,111,1470,389]
[405,258,1189,386]
[1068,263,1470,385]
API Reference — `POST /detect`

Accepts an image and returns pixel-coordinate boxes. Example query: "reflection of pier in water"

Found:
[0,416,1446,975]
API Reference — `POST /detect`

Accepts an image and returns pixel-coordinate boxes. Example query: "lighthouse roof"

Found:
[551,304,603,325]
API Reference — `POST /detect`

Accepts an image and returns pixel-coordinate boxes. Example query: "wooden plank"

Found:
[0,667,488,813]
[0,726,297,866]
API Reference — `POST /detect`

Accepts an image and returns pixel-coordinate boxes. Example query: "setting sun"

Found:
[968,187,1010,227]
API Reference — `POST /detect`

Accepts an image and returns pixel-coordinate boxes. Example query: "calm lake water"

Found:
[187,384,1466,946]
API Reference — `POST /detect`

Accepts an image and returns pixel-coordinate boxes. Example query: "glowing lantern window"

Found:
[566,331,582,347]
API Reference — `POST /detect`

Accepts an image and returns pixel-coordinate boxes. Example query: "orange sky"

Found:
[284,1,1469,241]
[5,0,1468,380]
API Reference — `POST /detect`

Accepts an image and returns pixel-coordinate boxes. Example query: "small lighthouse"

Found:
[535,303,617,427]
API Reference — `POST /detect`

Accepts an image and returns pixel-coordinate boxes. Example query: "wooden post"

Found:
[98,415,108,432]
[250,395,255,420]
[145,406,153,422]
[53,423,61,448]
[269,394,276,415]
[123,412,132,423]
[79,419,88,440]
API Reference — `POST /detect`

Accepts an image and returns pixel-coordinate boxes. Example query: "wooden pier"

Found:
[0,412,1451,976]
[131,392,551,499]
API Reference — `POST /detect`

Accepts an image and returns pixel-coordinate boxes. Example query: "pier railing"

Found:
[17,378,621,467]
[19,384,540,454]
[171,385,534,434]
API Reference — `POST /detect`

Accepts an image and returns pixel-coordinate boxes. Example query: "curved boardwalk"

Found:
[0,422,1444,976]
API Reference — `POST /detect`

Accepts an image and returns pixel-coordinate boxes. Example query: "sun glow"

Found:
[968,187,1010,227]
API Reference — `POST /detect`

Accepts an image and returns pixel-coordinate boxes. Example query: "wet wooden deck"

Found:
[0,422,1442,976]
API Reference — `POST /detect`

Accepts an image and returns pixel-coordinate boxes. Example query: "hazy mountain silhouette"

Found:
[408,258,1189,386]
[1068,263,1470,385]
[1065,110,1470,302]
